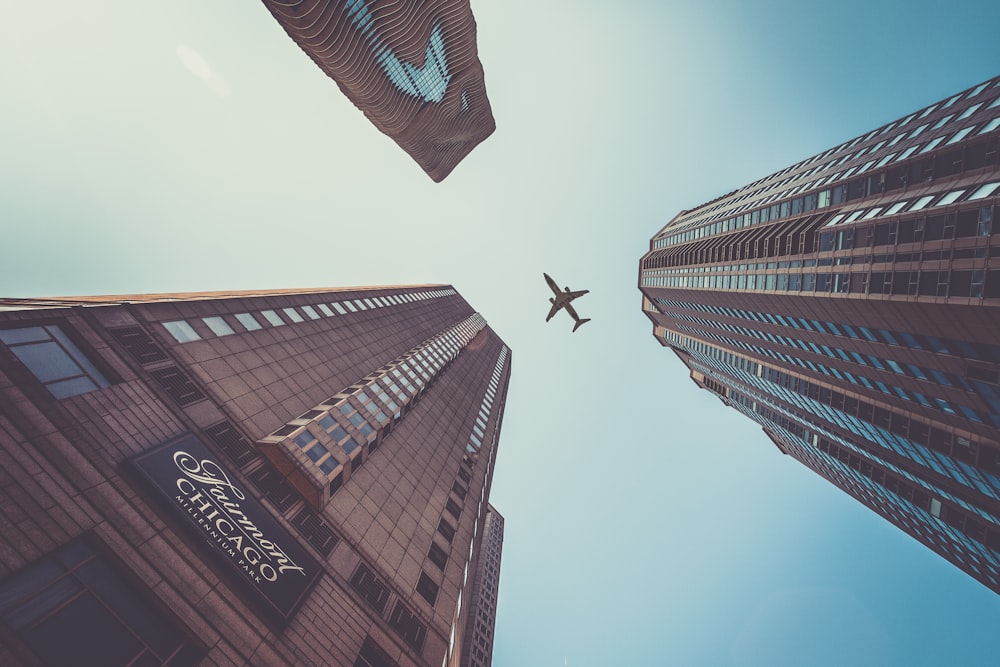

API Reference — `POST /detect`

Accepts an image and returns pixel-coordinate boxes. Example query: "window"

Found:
[946,125,976,145]
[0,538,203,666]
[354,637,401,667]
[918,136,945,154]
[968,182,1000,200]
[941,94,961,109]
[935,189,965,206]
[300,305,321,320]
[428,543,448,571]
[202,316,234,337]
[896,144,920,161]
[957,103,983,121]
[909,195,935,211]
[445,497,462,519]
[907,123,930,139]
[162,320,200,343]
[261,310,284,326]
[350,564,390,614]
[437,519,456,543]
[979,117,1000,135]
[235,312,262,331]
[416,572,439,606]
[317,303,334,317]
[282,307,304,323]
[1,325,111,398]
[884,201,908,216]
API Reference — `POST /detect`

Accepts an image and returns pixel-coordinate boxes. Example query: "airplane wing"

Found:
[545,301,561,322]
[543,273,561,296]
[566,289,589,300]
[564,301,581,321]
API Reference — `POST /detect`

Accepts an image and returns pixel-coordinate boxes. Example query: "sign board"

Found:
[132,434,321,624]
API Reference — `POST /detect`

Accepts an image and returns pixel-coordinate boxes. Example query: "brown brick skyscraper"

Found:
[0,285,509,666]
[261,0,496,182]
[640,76,1000,594]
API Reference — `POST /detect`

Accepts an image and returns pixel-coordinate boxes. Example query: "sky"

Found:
[2,1,1000,665]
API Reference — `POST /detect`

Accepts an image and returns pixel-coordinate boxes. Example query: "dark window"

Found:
[149,366,205,406]
[0,538,203,667]
[437,519,456,543]
[832,185,847,205]
[445,498,462,520]
[924,215,950,241]
[956,209,980,238]
[950,271,974,297]
[354,636,401,667]
[416,572,439,606]
[0,325,111,399]
[245,462,298,512]
[108,326,168,365]
[874,221,897,246]
[451,481,467,499]
[388,601,426,651]
[350,564,390,614]
[202,420,256,466]
[289,506,340,557]
[427,543,448,571]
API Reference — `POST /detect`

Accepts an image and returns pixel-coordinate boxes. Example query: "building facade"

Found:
[639,76,1000,593]
[261,0,496,182]
[458,505,502,667]
[0,285,509,666]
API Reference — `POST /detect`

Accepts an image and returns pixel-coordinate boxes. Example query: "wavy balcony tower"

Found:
[262,0,496,182]
[640,76,1000,594]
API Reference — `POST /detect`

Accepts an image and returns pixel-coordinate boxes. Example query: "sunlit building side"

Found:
[639,76,1000,593]
[0,286,509,666]
[261,0,496,182]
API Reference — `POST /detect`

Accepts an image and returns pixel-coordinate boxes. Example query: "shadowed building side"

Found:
[261,0,495,182]
[0,285,510,666]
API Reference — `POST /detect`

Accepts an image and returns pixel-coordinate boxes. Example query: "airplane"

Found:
[543,273,591,332]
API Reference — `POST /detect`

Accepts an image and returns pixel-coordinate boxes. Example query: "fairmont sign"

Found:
[132,434,320,624]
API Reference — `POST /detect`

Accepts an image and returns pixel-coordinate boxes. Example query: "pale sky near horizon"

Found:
[2,2,1000,666]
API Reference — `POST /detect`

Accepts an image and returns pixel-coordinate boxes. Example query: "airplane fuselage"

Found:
[543,273,591,331]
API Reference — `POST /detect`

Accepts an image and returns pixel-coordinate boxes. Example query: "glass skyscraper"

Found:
[639,76,1000,593]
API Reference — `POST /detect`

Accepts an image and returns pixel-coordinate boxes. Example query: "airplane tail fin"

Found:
[572,318,591,333]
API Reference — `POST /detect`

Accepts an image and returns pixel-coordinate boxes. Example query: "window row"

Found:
[161,288,457,343]
[824,183,999,228]
[656,297,1000,364]
[663,308,986,401]
[658,78,1000,241]
[763,397,1000,576]
[263,314,486,494]
[645,266,1000,301]
[676,324,998,428]
[701,352,1000,517]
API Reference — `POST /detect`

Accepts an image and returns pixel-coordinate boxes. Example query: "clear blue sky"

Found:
[2,2,999,665]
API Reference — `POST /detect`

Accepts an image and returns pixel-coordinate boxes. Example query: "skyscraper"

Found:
[639,76,1000,593]
[261,0,496,182]
[459,505,502,667]
[0,285,509,666]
